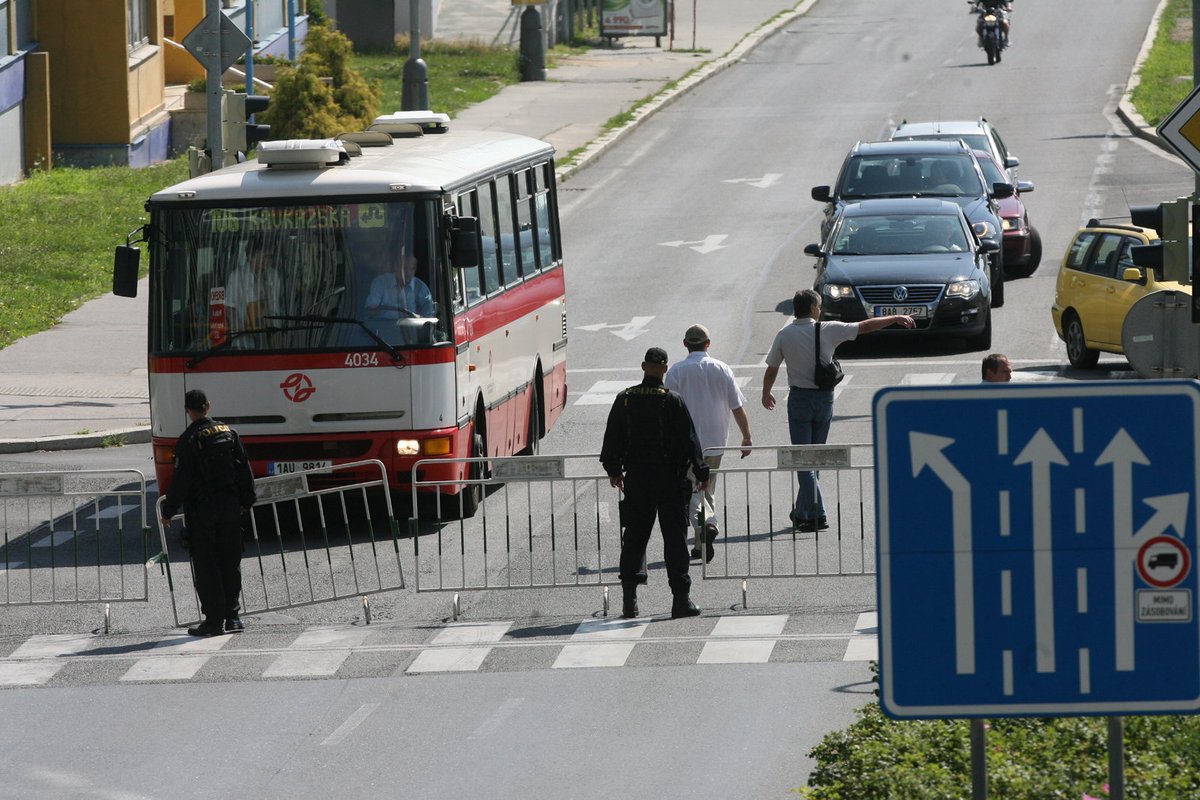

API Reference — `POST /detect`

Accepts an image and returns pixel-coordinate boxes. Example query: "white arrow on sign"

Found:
[576,316,654,341]
[723,174,782,189]
[658,235,728,255]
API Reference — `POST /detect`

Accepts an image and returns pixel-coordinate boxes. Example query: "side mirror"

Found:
[1015,180,1034,194]
[991,182,1014,200]
[1005,155,1020,169]
[449,216,481,269]
[113,245,140,297]
[811,185,832,204]
[803,243,823,257]
[1122,266,1145,283]
[978,239,1001,254]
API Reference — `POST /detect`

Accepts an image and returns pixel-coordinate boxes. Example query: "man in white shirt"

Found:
[761,289,913,532]
[225,245,284,347]
[665,324,752,563]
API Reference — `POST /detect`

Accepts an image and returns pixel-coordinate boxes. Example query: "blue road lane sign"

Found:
[874,381,1200,718]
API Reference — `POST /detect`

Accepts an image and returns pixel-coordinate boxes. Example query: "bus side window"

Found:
[478,182,502,295]
[457,192,483,305]
[494,173,520,286]
[515,168,539,275]
[536,163,560,267]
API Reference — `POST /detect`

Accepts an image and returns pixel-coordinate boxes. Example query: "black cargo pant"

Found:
[618,466,692,595]
[187,494,245,621]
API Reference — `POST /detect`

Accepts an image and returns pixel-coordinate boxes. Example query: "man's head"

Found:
[184,389,210,420]
[793,289,822,319]
[982,353,1012,382]
[394,253,418,282]
[683,324,710,353]
[642,346,669,378]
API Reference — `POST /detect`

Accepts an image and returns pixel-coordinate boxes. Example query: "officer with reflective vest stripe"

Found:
[160,389,257,637]
[600,347,710,619]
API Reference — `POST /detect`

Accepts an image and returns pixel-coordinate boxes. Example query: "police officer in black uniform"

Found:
[160,390,257,637]
[601,347,710,620]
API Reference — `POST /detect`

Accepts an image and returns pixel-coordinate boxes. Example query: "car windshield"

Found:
[974,154,1006,185]
[840,155,984,199]
[832,214,971,256]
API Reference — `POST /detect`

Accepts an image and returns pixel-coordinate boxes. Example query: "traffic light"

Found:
[1129,199,1189,282]
[221,91,272,166]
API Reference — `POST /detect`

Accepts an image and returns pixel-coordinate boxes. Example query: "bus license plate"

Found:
[268,460,333,475]
[874,305,926,318]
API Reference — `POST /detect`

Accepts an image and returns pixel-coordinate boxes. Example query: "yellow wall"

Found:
[36,0,166,145]
[165,0,206,85]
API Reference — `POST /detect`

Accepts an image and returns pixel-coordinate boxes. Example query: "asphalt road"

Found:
[2,0,1193,797]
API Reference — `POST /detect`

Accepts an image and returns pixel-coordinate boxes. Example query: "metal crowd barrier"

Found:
[410,443,876,594]
[0,469,151,608]
[157,459,403,627]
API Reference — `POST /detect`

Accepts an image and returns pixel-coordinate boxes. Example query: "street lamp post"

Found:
[401,0,429,111]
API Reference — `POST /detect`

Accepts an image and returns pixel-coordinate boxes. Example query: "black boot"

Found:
[671,594,701,619]
[188,617,226,637]
[622,584,639,619]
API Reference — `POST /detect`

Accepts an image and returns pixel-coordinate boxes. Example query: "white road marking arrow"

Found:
[658,234,728,254]
[722,174,782,189]
[575,316,654,342]
[1014,428,1068,675]
[1095,428,1151,672]
[910,431,975,675]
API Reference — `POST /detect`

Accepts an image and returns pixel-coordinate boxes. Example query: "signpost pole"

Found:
[970,719,988,800]
[205,0,223,164]
[1107,717,1125,800]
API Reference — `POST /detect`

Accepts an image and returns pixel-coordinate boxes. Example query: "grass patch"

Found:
[800,699,1200,799]
[1130,0,1193,126]
[101,434,127,448]
[0,158,188,349]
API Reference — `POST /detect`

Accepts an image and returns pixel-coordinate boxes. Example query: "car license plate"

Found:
[267,460,333,475]
[874,305,927,318]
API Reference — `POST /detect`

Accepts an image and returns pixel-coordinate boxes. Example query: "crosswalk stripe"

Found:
[11,634,94,659]
[430,621,511,645]
[570,617,649,640]
[119,634,231,682]
[263,627,369,678]
[699,615,789,663]
[553,642,637,669]
[843,611,878,661]
[407,646,493,673]
[710,615,788,638]
[0,661,65,685]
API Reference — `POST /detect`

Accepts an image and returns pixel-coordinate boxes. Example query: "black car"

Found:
[805,199,999,350]
[811,139,1013,308]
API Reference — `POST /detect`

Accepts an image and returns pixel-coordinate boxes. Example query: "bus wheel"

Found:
[521,382,541,456]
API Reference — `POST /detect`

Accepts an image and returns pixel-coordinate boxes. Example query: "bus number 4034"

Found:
[345,352,380,367]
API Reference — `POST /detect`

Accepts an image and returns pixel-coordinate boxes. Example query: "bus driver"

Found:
[366,252,434,319]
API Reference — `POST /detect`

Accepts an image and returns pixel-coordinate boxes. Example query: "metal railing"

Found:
[158,459,403,627]
[0,469,151,606]
[410,444,876,593]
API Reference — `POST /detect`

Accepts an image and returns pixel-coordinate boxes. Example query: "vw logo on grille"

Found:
[893,286,909,302]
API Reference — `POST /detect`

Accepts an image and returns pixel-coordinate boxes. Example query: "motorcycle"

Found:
[969,1,1009,66]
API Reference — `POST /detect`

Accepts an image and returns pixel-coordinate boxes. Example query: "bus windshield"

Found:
[150,199,452,355]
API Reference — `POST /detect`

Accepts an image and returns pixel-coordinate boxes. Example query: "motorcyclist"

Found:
[974,0,1011,45]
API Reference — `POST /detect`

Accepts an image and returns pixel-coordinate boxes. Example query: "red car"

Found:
[974,149,1041,277]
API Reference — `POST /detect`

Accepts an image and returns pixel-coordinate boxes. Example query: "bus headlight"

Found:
[396,440,420,456]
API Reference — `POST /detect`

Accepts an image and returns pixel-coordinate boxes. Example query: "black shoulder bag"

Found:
[813,321,845,391]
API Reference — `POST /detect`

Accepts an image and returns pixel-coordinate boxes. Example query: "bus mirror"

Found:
[450,216,481,269]
[113,245,141,297]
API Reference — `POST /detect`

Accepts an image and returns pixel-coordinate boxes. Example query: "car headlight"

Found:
[946,280,980,299]
[824,284,855,300]
[1001,216,1024,233]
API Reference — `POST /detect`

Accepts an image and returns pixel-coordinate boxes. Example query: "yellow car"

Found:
[1051,221,1186,368]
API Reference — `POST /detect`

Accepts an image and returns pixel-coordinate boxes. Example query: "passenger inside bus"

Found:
[225,243,283,346]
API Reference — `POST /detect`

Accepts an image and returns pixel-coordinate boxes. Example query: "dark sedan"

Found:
[973,149,1041,277]
[805,199,1000,350]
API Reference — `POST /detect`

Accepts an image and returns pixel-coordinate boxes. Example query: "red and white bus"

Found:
[114,112,568,516]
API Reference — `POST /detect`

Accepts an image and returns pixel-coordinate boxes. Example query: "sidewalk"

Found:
[0,0,803,453]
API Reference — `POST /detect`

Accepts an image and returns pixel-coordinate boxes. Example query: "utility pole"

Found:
[401,0,429,111]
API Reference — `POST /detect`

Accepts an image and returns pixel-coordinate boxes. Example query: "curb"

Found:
[556,0,818,183]
[0,426,152,455]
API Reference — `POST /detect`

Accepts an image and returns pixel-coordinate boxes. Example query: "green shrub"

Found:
[260,20,381,139]
[800,702,1200,799]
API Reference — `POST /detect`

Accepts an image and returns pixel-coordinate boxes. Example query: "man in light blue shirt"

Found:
[366,253,434,319]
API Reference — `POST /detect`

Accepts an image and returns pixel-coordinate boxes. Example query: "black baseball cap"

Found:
[644,347,669,366]
[184,389,209,411]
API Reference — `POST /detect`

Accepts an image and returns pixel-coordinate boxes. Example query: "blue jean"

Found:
[787,388,834,521]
